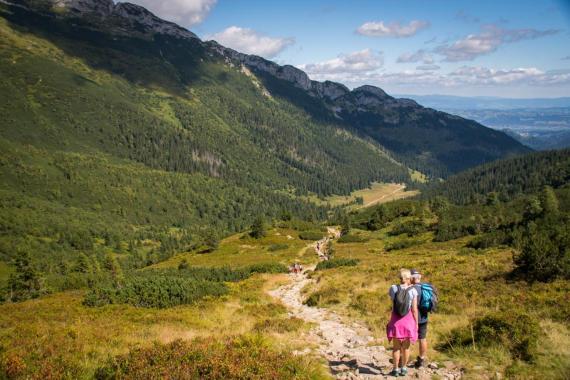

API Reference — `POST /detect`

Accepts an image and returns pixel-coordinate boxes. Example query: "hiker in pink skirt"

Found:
[386,268,419,377]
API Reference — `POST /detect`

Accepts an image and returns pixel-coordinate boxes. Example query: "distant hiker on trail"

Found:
[386,268,419,377]
[290,262,302,274]
[411,269,438,368]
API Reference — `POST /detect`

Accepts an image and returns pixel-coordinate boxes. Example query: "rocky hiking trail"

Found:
[269,229,462,379]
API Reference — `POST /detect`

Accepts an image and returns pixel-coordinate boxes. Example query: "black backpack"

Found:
[393,285,413,316]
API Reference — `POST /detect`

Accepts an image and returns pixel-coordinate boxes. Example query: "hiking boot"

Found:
[388,369,400,377]
[399,367,408,376]
[414,356,425,368]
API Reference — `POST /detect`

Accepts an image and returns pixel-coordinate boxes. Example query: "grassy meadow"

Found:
[153,227,319,269]
[303,223,570,379]
[0,226,328,379]
[303,182,419,208]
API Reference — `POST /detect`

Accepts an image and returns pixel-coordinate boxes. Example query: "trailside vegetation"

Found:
[83,264,288,308]
[422,149,570,204]
[315,258,359,271]
[94,336,326,380]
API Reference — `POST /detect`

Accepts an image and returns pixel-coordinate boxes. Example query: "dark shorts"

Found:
[418,322,428,339]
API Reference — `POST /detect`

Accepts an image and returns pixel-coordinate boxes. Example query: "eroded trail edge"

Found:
[269,232,462,380]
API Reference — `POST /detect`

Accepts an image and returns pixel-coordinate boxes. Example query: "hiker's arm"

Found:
[412,296,419,327]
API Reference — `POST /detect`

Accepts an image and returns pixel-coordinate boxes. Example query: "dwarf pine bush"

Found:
[315,258,359,271]
[83,264,288,308]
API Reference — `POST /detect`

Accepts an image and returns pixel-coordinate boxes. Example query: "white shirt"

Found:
[389,284,418,308]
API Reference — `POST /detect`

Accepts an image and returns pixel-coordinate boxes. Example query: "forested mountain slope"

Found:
[422,149,570,204]
[0,0,528,270]
[0,0,411,269]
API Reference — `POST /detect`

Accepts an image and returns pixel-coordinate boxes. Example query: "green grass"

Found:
[303,182,418,208]
[153,228,318,269]
[302,226,570,379]
[0,225,326,378]
[0,10,414,284]
[94,335,327,380]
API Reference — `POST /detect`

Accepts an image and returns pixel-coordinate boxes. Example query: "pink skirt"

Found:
[386,311,418,343]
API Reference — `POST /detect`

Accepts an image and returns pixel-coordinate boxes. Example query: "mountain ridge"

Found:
[3,0,530,179]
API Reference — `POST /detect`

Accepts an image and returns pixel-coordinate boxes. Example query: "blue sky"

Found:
[129,0,570,97]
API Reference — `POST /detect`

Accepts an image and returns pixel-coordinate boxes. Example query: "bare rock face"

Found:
[113,2,197,40]
[53,0,114,16]
[15,0,417,116]
[313,81,350,101]
[354,85,390,99]
[25,0,198,39]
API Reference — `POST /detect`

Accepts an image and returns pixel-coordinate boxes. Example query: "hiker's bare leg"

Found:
[401,339,411,367]
[392,339,401,371]
[419,338,427,358]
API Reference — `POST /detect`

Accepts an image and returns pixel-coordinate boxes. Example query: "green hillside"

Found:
[0,4,412,278]
[422,148,570,204]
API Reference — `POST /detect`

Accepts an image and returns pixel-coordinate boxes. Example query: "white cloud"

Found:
[356,20,430,38]
[449,66,570,85]
[298,49,383,81]
[397,49,434,64]
[207,26,294,58]
[128,0,216,26]
[363,66,570,88]
[303,64,569,91]
[436,25,560,61]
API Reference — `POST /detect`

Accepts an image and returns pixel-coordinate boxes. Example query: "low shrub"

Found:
[467,230,511,250]
[315,258,359,271]
[337,234,369,243]
[434,220,475,242]
[267,243,289,252]
[442,311,540,362]
[298,231,324,241]
[245,263,289,274]
[84,264,288,308]
[94,335,324,379]
[457,247,483,256]
[253,317,305,333]
[385,239,420,251]
[149,263,288,282]
[389,219,428,237]
[304,287,341,307]
[349,291,383,316]
[83,277,228,308]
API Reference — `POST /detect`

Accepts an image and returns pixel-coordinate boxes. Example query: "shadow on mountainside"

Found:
[1,4,217,97]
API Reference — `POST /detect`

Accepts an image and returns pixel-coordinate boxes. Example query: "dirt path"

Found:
[269,231,462,379]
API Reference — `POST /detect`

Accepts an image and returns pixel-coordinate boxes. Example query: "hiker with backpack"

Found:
[411,269,438,368]
[386,268,419,377]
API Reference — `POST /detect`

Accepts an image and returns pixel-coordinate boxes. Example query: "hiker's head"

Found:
[411,269,421,283]
[399,268,412,284]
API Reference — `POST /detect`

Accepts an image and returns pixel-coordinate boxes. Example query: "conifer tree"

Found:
[250,216,266,239]
[75,253,92,273]
[104,253,124,286]
[540,186,559,215]
[8,252,44,302]
[341,216,351,236]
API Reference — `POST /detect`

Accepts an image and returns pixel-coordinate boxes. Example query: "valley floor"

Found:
[1,224,569,379]
[303,183,419,209]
